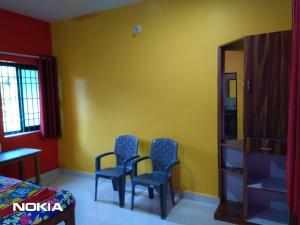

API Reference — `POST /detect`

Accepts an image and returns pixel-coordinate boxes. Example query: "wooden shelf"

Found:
[247,177,287,194]
[214,201,256,225]
[247,207,288,225]
[222,167,244,177]
[221,140,244,151]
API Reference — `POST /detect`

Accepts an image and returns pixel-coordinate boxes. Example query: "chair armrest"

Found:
[122,155,140,173]
[134,156,150,165]
[95,152,115,170]
[132,156,150,177]
[166,160,180,171]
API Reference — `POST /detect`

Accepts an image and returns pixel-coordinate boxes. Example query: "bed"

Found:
[0,176,75,225]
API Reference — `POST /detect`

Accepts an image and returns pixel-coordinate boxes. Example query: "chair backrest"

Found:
[114,135,139,168]
[150,138,178,174]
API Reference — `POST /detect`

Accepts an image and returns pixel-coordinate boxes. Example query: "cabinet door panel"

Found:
[267,31,291,138]
[244,34,270,137]
[244,31,291,138]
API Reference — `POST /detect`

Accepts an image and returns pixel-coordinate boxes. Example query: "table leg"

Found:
[34,155,41,185]
[18,161,24,180]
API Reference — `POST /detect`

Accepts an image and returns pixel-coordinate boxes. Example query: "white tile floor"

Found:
[45,174,233,225]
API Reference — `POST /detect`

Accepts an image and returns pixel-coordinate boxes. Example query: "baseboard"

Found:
[61,168,94,179]
[181,191,219,206]
[60,168,219,206]
[27,168,60,184]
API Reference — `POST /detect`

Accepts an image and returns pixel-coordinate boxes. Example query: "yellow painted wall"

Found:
[224,51,244,140]
[52,0,291,197]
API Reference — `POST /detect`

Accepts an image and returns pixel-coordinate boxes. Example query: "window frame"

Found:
[0,62,40,136]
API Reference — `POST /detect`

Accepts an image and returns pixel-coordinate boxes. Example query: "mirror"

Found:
[223,73,237,140]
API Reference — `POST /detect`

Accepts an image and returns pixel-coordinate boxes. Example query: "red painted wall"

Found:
[0,9,59,178]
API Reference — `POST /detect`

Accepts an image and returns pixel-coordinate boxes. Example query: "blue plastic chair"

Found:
[95,135,139,207]
[131,138,180,219]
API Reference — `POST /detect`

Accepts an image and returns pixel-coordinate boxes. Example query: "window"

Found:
[0,62,40,136]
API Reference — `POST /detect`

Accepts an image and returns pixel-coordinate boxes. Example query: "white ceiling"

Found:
[0,0,143,22]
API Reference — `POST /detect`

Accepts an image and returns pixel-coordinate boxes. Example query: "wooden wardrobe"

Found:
[214,30,292,225]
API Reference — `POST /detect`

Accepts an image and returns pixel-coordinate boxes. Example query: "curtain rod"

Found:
[0,50,39,59]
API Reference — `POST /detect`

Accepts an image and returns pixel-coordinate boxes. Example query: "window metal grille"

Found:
[0,62,40,136]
